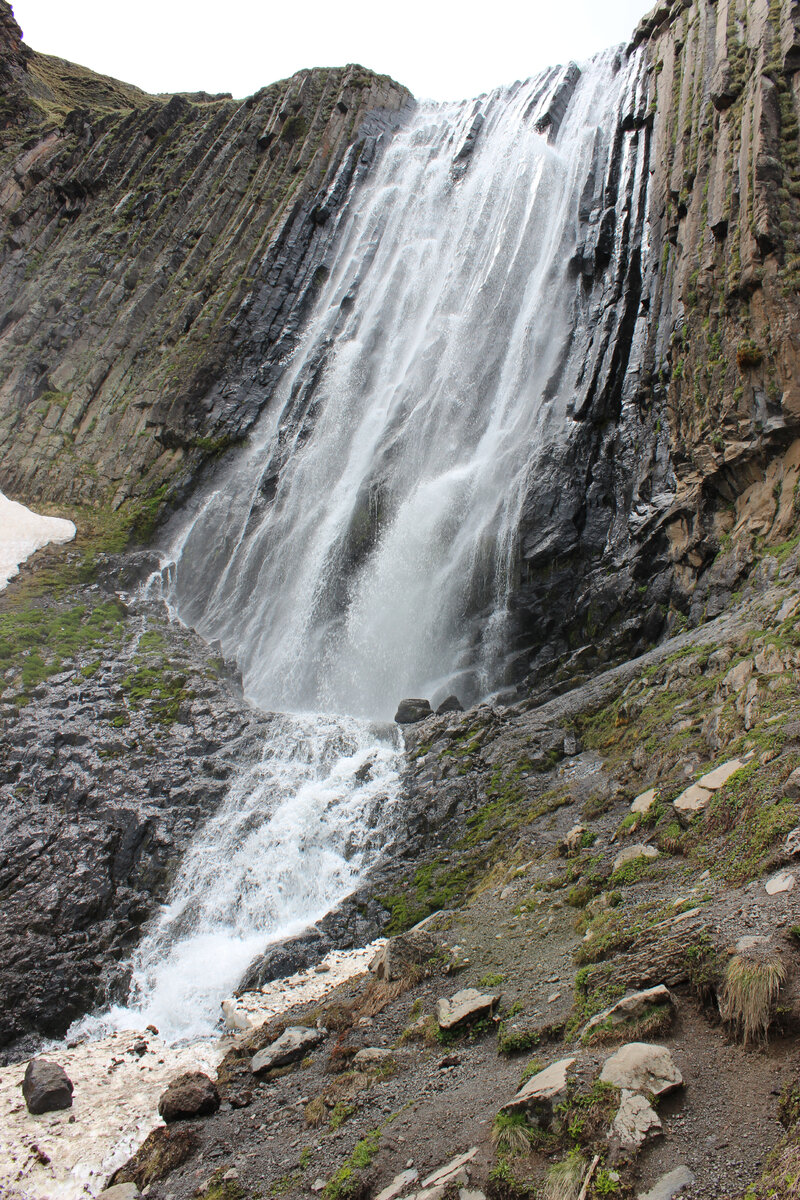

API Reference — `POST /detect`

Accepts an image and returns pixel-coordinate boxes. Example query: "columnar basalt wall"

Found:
[638,0,800,593]
[0,2,411,516]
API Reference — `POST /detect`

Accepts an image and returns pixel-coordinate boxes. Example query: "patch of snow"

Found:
[0,941,383,1199]
[0,491,76,589]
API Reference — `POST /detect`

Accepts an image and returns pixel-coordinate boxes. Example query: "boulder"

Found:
[562,824,586,853]
[436,988,500,1030]
[637,1166,695,1200]
[421,1148,478,1189]
[765,870,795,895]
[108,1126,200,1190]
[251,1025,325,1074]
[353,1047,395,1067]
[435,695,464,715]
[394,698,433,724]
[784,766,800,800]
[631,788,657,814]
[611,1089,662,1152]
[157,1072,220,1122]
[613,844,658,873]
[369,929,438,981]
[672,783,712,818]
[22,1058,74,1115]
[600,1043,682,1096]
[674,759,747,819]
[502,1056,575,1121]
[584,985,673,1036]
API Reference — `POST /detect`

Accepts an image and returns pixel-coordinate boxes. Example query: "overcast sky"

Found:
[12,1,654,103]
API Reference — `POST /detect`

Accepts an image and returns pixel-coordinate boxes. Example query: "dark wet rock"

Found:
[0,591,269,1059]
[22,1058,73,1114]
[108,1125,200,1190]
[394,699,433,724]
[435,695,464,715]
[157,1072,220,1123]
[238,928,330,993]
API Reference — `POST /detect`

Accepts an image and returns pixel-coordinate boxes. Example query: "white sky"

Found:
[12,1,654,103]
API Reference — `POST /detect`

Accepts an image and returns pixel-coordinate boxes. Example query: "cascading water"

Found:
[88,50,651,1041]
[162,48,646,716]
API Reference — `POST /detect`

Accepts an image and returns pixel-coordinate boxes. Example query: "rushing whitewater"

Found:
[93,52,651,1041]
[161,51,647,717]
[82,714,401,1041]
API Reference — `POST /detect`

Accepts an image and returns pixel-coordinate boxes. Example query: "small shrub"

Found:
[492,1111,534,1156]
[720,949,786,1045]
[736,338,764,371]
[542,1149,585,1200]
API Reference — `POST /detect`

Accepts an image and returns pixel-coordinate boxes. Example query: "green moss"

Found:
[0,599,126,703]
[323,1129,381,1200]
[497,1022,541,1055]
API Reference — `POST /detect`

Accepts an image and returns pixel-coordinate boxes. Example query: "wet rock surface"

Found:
[0,571,269,1059]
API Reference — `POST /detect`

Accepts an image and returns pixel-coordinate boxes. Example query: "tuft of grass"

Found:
[492,1111,534,1156]
[720,949,786,1045]
[542,1149,585,1200]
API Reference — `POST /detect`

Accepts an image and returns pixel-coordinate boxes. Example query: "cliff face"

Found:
[640,0,800,585]
[0,2,411,523]
[2,1,800,673]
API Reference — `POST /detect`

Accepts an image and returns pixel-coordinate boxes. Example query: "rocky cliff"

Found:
[0,2,411,526]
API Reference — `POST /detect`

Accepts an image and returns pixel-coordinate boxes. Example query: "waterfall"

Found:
[162,48,646,717]
[89,50,650,1041]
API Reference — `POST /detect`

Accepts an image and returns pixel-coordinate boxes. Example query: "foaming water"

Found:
[75,714,401,1043]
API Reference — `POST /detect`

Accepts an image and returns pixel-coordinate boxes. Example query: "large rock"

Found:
[370,929,439,982]
[611,1089,662,1152]
[435,695,464,715]
[108,1126,200,1190]
[157,1072,220,1122]
[98,1186,141,1200]
[22,1058,73,1114]
[584,985,673,1036]
[251,1025,325,1074]
[630,788,657,814]
[674,759,746,819]
[375,1169,419,1200]
[600,1043,682,1096]
[436,988,500,1031]
[502,1056,575,1121]
[613,844,658,873]
[394,699,433,724]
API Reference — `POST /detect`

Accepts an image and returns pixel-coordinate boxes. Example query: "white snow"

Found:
[0,490,76,589]
[0,942,382,1199]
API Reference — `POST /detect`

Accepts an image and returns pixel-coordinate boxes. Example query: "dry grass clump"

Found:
[719,947,786,1045]
[542,1149,585,1200]
[584,1002,673,1046]
[491,1111,534,1157]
